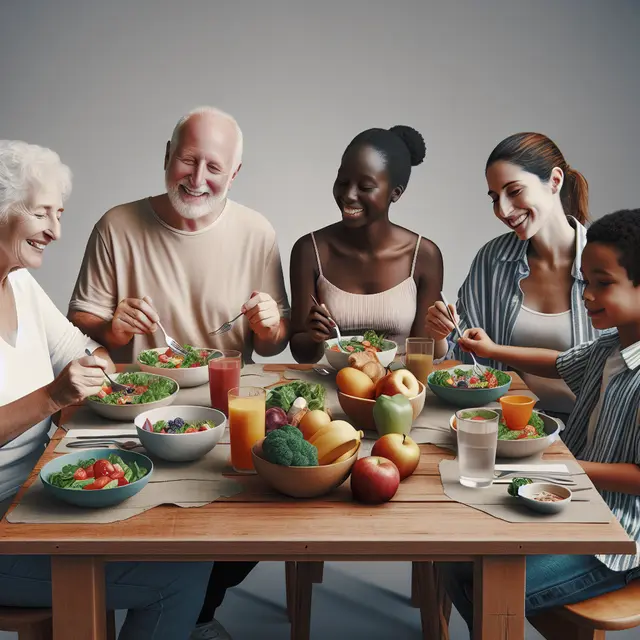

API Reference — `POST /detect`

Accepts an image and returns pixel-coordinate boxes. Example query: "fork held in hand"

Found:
[310,294,348,352]
[84,349,134,394]
[440,292,486,377]
[156,320,189,357]
[210,312,243,336]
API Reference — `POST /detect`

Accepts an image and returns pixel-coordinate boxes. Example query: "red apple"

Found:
[375,368,420,399]
[350,456,400,504]
[371,433,420,480]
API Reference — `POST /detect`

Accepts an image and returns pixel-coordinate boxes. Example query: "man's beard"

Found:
[165,178,229,220]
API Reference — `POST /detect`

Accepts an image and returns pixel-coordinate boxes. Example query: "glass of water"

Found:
[455,408,499,488]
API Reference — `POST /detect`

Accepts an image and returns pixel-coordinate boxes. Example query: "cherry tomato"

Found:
[117,477,129,487]
[185,427,197,433]
[198,425,209,431]
[93,459,115,478]
[110,470,125,479]
[189,363,199,368]
[84,464,95,478]
[73,467,87,481]
[159,354,169,363]
[82,475,113,490]
[164,348,174,356]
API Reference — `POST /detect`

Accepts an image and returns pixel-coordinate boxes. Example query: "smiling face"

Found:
[0,183,64,271]
[486,160,562,240]
[333,144,402,228]
[581,242,640,332]
[164,113,240,220]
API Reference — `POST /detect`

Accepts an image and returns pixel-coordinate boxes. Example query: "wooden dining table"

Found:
[0,361,635,640]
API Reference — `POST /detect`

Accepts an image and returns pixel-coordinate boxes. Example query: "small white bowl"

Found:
[324,336,398,370]
[85,372,179,421]
[517,482,572,514]
[137,346,221,388]
[134,405,226,462]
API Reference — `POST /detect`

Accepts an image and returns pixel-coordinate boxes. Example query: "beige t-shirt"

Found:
[68,198,290,364]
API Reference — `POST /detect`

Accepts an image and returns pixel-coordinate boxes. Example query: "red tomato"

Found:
[159,354,169,363]
[134,385,148,395]
[199,350,209,359]
[73,467,87,481]
[84,464,95,478]
[185,427,197,433]
[93,459,115,478]
[110,470,125,479]
[198,425,209,431]
[164,348,174,356]
[82,475,113,490]
[189,363,199,368]
[330,346,339,352]
[103,386,112,395]
[117,477,129,487]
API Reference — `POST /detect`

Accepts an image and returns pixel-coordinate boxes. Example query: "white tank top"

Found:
[511,305,576,415]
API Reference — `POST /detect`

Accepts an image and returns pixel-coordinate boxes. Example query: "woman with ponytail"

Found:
[290,125,444,364]
[426,132,597,420]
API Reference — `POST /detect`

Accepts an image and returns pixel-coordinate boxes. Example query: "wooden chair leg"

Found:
[106,610,117,640]
[17,619,53,640]
[412,561,452,640]
[290,562,314,640]
[529,611,606,640]
[285,561,296,622]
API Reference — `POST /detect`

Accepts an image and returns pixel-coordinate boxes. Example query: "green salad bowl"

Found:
[40,449,153,508]
[428,364,511,408]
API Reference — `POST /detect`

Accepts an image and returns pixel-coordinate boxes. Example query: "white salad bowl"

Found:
[137,346,222,388]
[134,405,226,462]
[324,336,398,370]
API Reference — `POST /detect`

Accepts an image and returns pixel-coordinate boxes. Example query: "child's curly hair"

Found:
[587,209,640,285]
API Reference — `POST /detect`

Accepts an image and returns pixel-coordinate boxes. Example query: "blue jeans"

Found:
[440,555,640,634]
[0,555,213,640]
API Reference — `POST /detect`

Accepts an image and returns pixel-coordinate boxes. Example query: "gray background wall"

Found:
[1,2,640,638]
[1,0,639,363]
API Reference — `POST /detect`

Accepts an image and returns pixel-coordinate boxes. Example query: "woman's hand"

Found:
[305,303,335,343]
[458,328,497,360]
[46,354,109,410]
[425,301,459,341]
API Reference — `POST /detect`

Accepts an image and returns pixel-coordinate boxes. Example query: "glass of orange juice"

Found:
[228,386,266,474]
[405,337,435,384]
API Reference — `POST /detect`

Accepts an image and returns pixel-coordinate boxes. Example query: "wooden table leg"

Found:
[290,562,313,640]
[473,556,525,640]
[51,556,106,640]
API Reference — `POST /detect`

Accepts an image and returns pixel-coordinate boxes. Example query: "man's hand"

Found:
[242,291,282,342]
[111,295,159,341]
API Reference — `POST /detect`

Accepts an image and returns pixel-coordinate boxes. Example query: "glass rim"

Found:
[455,408,499,422]
[406,337,435,344]
[228,386,266,398]
[214,349,242,358]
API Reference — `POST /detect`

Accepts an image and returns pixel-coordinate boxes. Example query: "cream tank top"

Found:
[510,304,576,416]
[311,232,420,354]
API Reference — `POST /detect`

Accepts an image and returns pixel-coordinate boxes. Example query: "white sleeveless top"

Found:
[511,304,576,415]
[311,233,420,354]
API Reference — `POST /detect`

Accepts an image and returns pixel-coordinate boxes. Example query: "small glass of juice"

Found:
[228,386,266,474]
[405,337,435,384]
[208,350,242,415]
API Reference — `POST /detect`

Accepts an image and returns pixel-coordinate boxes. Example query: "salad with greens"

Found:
[142,417,216,434]
[46,454,149,490]
[266,381,326,413]
[138,345,220,369]
[89,372,177,406]
[430,367,511,389]
[327,330,392,354]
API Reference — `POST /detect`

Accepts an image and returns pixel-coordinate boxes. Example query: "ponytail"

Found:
[561,167,589,225]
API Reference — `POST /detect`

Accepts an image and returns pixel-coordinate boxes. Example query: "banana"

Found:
[310,421,364,465]
[308,420,358,446]
[333,440,361,463]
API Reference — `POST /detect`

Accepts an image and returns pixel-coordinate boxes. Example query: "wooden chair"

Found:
[284,561,324,640]
[529,579,640,640]
[0,607,117,640]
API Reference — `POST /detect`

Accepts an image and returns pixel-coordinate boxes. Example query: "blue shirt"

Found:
[556,331,640,572]
[443,217,600,369]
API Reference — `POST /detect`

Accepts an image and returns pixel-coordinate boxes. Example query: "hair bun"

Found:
[389,125,426,166]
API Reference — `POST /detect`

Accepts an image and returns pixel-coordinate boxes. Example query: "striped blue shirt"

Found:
[556,331,640,572]
[443,217,600,369]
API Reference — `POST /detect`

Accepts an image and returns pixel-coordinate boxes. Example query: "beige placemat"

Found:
[8,445,244,524]
[438,459,612,523]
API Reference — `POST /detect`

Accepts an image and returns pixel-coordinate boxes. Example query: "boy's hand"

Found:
[458,328,497,359]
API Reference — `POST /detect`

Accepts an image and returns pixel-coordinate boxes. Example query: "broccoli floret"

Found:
[262,425,318,467]
[508,477,533,497]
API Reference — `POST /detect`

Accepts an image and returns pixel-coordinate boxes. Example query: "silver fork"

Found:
[209,312,243,336]
[84,349,135,394]
[156,320,189,357]
[66,439,142,451]
[310,294,348,353]
[440,292,486,377]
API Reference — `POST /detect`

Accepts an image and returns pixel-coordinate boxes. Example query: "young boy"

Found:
[441,209,640,633]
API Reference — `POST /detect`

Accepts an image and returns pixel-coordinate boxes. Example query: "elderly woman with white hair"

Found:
[0,140,213,640]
